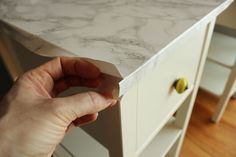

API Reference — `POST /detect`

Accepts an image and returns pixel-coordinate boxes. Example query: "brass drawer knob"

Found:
[174,78,188,94]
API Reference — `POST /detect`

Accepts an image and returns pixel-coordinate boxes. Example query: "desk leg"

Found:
[212,62,236,123]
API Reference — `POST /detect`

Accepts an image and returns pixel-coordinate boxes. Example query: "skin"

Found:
[0,57,117,157]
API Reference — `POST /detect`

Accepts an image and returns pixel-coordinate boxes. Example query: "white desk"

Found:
[0,0,232,157]
[200,31,236,123]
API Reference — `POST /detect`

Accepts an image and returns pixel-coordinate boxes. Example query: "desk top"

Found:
[0,0,232,95]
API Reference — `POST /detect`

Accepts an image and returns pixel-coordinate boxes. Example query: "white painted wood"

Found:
[212,61,236,122]
[70,82,137,157]
[136,25,206,151]
[81,107,123,157]
[136,86,193,156]
[200,60,236,96]
[200,31,236,123]
[168,20,217,157]
[167,93,192,157]
[139,118,182,157]
[54,144,73,157]
[120,83,138,157]
[207,32,236,68]
[60,128,109,157]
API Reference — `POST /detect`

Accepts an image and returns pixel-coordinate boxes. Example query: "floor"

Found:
[180,90,236,157]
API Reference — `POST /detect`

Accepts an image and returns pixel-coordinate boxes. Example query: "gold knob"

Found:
[174,78,188,94]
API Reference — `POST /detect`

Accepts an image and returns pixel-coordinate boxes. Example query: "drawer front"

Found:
[137,26,207,149]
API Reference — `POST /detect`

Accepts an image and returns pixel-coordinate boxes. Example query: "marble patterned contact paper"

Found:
[0,0,232,96]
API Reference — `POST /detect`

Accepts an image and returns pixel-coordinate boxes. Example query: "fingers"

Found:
[37,57,100,81]
[73,113,99,126]
[20,57,100,97]
[60,57,100,79]
[52,76,101,96]
[66,113,98,131]
[55,92,117,122]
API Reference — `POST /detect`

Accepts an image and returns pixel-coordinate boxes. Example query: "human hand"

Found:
[0,57,117,157]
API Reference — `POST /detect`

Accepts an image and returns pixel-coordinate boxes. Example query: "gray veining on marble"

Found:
[0,0,233,95]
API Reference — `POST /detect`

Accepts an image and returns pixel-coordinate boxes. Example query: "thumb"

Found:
[54,92,117,123]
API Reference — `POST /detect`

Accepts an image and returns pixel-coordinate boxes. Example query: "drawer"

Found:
[136,26,207,150]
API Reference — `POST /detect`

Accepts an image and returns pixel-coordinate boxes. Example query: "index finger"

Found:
[39,57,100,80]
[20,57,100,97]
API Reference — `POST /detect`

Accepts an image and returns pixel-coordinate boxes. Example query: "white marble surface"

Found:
[0,0,232,96]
